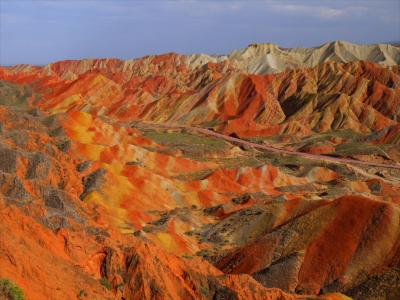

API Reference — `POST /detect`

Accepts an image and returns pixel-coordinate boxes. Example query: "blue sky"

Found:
[0,0,399,65]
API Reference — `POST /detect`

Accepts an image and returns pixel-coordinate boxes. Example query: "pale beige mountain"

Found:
[224,41,400,74]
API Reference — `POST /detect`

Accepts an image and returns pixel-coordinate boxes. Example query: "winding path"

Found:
[141,122,400,170]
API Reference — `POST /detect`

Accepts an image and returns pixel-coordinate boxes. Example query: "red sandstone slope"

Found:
[215,196,400,296]
[0,104,306,300]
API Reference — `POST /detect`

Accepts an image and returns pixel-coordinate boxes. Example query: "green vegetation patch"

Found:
[0,278,25,300]
[99,277,112,290]
[216,156,263,169]
[334,142,392,157]
[173,169,215,181]
[248,129,365,147]
[0,81,41,109]
[144,130,230,151]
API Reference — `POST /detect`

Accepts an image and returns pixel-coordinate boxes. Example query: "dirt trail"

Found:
[138,122,400,170]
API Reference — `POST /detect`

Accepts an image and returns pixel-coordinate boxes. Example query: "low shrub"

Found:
[0,278,25,300]
[100,278,112,290]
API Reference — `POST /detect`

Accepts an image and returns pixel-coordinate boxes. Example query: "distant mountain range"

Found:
[4,41,400,74]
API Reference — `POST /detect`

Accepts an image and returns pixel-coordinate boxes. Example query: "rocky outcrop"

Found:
[95,240,299,300]
[0,144,17,173]
[80,168,107,200]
